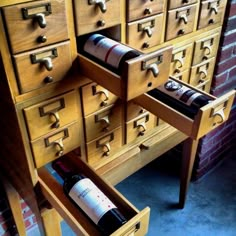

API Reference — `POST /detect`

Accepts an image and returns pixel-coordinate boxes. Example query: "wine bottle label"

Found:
[157,79,202,106]
[69,178,117,224]
[84,34,133,69]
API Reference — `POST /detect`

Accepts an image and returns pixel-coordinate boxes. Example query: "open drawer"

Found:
[78,46,172,101]
[38,153,150,236]
[134,78,235,140]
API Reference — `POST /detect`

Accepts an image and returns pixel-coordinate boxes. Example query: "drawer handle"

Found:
[199,69,208,80]
[212,109,225,125]
[211,6,218,15]
[175,58,184,69]
[203,45,212,56]
[41,57,53,71]
[88,0,107,13]
[138,122,146,136]
[102,143,111,156]
[121,222,141,236]
[49,112,60,129]
[148,63,159,77]
[143,26,153,38]
[142,55,163,78]
[92,85,109,106]
[35,13,47,28]
[180,14,188,24]
[54,138,64,157]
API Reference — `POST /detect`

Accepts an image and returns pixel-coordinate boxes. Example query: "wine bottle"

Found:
[79,33,141,74]
[52,159,127,235]
[148,78,213,118]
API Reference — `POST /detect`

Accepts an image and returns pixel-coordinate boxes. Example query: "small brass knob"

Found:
[37,35,47,43]
[143,42,150,49]
[97,20,106,27]
[144,8,152,15]
[44,76,54,84]
[178,29,185,35]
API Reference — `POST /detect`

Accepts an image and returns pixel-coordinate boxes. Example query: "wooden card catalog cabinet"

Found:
[0,0,233,236]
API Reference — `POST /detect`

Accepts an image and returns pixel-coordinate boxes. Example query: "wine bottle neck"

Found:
[52,160,76,180]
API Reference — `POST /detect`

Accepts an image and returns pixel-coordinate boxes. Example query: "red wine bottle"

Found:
[148,78,213,118]
[52,159,127,235]
[79,33,141,74]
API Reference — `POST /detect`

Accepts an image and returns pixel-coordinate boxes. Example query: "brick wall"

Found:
[193,0,236,180]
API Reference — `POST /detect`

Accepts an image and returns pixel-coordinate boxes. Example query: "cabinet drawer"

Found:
[170,43,194,75]
[84,104,123,142]
[134,78,235,140]
[168,0,198,10]
[74,0,120,36]
[126,101,147,121]
[189,57,216,90]
[24,91,79,140]
[126,112,157,143]
[170,69,190,83]
[2,0,69,54]
[81,82,119,116]
[126,0,165,22]
[38,154,150,236]
[192,32,220,66]
[13,41,72,93]
[198,0,227,29]
[86,127,123,166]
[78,45,172,101]
[166,4,197,41]
[126,14,164,51]
[31,122,81,168]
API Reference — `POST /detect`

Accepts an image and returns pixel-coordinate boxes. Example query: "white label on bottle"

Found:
[68,178,117,224]
[157,79,202,106]
[84,34,132,69]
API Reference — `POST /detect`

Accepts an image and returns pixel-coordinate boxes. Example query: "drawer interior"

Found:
[134,79,235,139]
[38,153,150,235]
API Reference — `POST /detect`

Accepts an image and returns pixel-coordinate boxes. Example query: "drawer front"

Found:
[81,82,119,116]
[126,14,164,51]
[74,0,120,36]
[84,104,122,142]
[86,127,122,166]
[171,69,190,83]
[168,0,198,10]
[13,41,72,93]
[170,43,194,75]
[126,112,157,143]
[166,4,197,41]
[24,91,79,140]
[31,122,81,168]
[198,0,227,29]
[189,57,215,90]
[3,0,69,54]
[126,46,173,100]
[192,32,220,66]
[126,101,147,121]
[126,0,165,22]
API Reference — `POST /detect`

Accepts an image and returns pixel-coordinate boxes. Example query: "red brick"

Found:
[215,56,236,75]
[212,71,229,88]
[24,219,32,228]
[211,77,236,96]
[22,208,33,219]
[229,3,236,17]
[221,31,236,46]
[228,66,236,79]
[216,45,234,62]
[224,17,236,32]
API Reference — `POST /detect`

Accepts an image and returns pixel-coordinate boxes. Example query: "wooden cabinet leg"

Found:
[179,138,199,209]
[3,179,27,236]
[41,208,62,236]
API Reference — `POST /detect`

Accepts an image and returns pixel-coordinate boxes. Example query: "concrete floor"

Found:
[28,152,236,236]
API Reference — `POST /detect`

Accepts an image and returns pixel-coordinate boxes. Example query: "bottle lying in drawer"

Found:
[134,77,235,140]
[77,34,172,101]
[38,153,150,236]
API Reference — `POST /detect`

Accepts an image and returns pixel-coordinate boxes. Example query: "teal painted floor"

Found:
[28,152,236,236]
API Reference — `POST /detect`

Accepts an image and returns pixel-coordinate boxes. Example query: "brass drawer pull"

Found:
[144,8,152,15]
[49,112,60,129]
[31,48,58,71]
[142,55,163,78]
[96,133,114,156]
[138,20,155,38]
[180,14,188,24]
[88,0,108,13]
[210,5,218,15]
[54,138,64,157]
[102,143,111,156]
[92,85,109,106]
[203,45,212,56]
[22,3,52,28]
